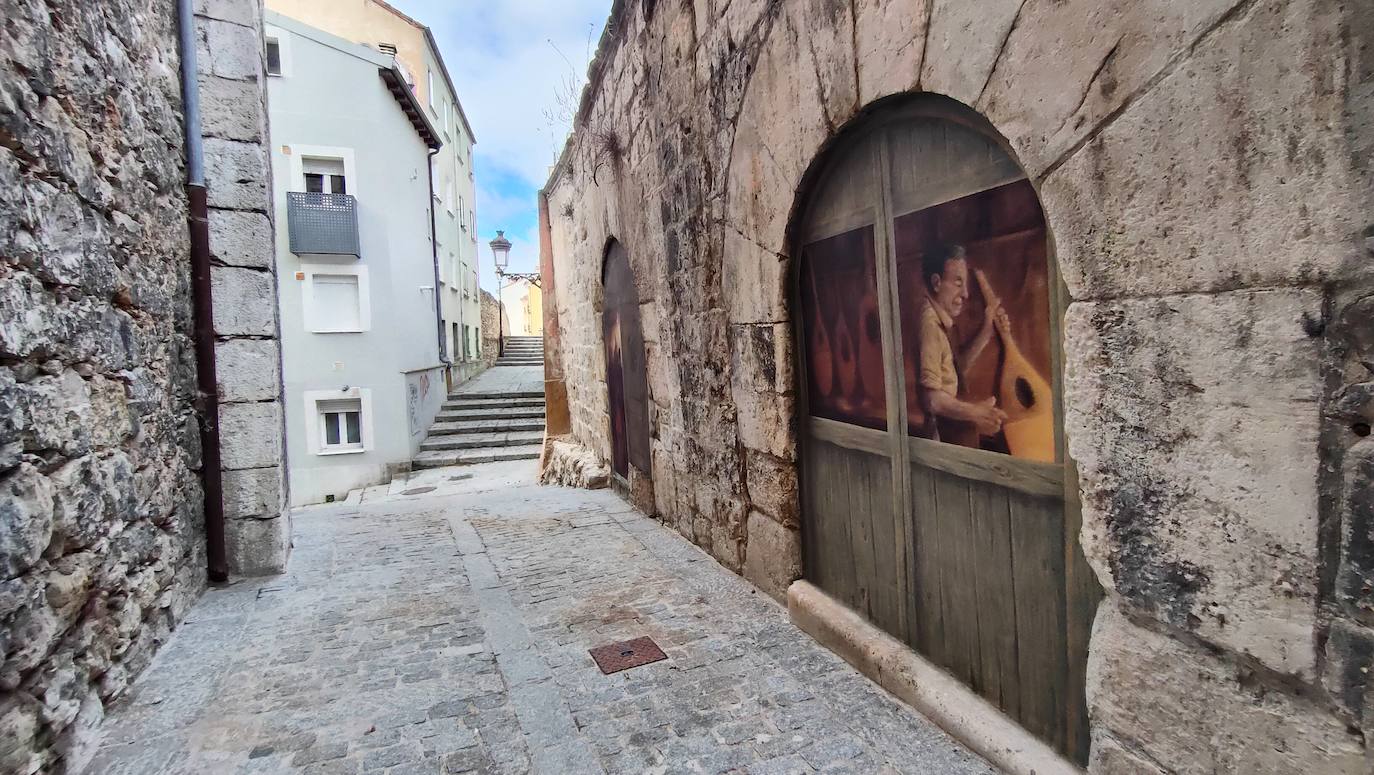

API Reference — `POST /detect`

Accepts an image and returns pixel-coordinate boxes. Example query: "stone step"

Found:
[426,418,546,435]
[495,361,543,367]
[442,396,545,410]
[412,443,544,469]
[420,430,545,451]
[448,390,545,401]
[436,406,545,422]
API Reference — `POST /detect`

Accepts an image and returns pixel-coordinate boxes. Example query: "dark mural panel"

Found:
[893,180,1055,461]
[604,241,649,478]
[800,226,888,431]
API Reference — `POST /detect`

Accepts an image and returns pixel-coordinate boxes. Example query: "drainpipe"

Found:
[427,149,451,372]
[177,0,228,582]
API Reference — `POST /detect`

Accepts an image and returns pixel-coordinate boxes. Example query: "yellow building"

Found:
[499,279,543,337]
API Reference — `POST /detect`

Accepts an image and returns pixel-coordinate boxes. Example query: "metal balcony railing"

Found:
[286,192,360,257]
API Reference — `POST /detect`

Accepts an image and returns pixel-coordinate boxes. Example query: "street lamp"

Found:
[489,231,541,359]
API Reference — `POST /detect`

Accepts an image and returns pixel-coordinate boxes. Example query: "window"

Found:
[427,69,435,112]
[302,265,370,333]
[305,389,372,456]
[302,158,346,195]
[318,399,363,451]
[452,322,460,359]
[264,26,291,77]
[266,38,283,76]
[462,324,471,360]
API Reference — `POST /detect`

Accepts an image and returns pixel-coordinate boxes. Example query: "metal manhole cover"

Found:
[589,636,667,674]
[401,486,436,495]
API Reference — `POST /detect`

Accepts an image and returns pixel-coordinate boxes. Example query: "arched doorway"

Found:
[602,240,650,482]
[793,95,1101,764]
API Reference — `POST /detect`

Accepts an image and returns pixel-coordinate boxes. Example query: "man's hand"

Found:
[971,397,1007,436]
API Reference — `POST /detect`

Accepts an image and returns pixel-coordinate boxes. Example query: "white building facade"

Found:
[265,14,447,505]
[265,0,483,388]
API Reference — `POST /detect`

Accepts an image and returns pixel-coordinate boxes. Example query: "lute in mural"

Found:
[975,269,1054,462]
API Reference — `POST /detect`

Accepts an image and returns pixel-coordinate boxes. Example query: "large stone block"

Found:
[225,515,289,576]
[199,75,264,143]
[218,401,282,470]
[1087,599,1363,774]
[744,449,798,527]
[208,209,273,269]
[222,467,282,520]
[976,0,1236,178]
[1065,289,1323,676]
[204,138,268,212]
[195,0,261,28]
[215,339,280,402]
[196,16,261,81]
[1040,0,1363,300]
[211,266,276,337]
[919,0,1024,105]
[734,389,796,462]
[1087,731,1166,775]
[743,510,801,603]
[854,0,926,105]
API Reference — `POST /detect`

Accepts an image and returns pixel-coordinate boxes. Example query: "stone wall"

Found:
[0,1,206,771]
[197,0,289,576]
[480,289,500,365]
[543,0,1373,770]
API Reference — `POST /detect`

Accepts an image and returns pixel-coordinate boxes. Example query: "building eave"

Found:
[380,66,442,151]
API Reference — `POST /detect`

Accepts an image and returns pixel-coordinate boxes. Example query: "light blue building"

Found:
[265,13,446,505]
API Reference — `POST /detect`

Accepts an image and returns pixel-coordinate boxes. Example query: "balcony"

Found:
[287,192,360,257]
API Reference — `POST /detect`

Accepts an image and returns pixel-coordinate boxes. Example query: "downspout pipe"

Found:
[427,149,450,369]
[177,0,228,583]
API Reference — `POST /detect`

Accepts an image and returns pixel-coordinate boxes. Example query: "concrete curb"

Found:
[787,580,1082,775]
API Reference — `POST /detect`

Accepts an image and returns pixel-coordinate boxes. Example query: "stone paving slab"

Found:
[89,460,998,775]
[452,366,544,397]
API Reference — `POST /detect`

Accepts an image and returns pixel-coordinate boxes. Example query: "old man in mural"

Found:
[917,243,1009,445]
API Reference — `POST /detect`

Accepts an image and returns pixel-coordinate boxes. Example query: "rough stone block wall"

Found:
[544,0,1373,770]
[480,289,500,366]
[0,1,206,771]
[196,0,289,576]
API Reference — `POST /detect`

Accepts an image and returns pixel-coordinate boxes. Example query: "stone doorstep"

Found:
[420,431,545,451]
[786,580,1079,775]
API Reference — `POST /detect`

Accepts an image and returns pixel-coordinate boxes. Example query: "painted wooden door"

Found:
[795,100,1101,765]
[603,241,649,479]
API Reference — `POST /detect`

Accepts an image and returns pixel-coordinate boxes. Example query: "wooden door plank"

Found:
[907,466,943,662]
[969,484,1019,716]
[907,437,1063,498]
[933,470,979,687]
[1009,488,1068,750]
[865,453,903,637]
[846,451,879,620]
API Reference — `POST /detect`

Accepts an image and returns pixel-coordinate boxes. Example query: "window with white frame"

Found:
[318,399,363,451]
[427,69,435,111]
[302,265,370,333]
[266,38,283,76]
[305,389,372,456]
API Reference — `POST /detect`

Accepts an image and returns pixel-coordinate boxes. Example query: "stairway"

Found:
[495,335,544,366]
[411,337,546,469]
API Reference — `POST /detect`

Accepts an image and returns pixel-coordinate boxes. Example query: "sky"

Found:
[384,0,613,293]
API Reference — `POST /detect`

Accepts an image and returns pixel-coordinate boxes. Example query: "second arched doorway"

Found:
[602,240,650,484]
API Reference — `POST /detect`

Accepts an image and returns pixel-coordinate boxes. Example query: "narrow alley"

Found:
[86,460,996,775]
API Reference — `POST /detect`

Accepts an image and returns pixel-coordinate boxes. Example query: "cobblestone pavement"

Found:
[452,366,543,395]
[89,461,998,775]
